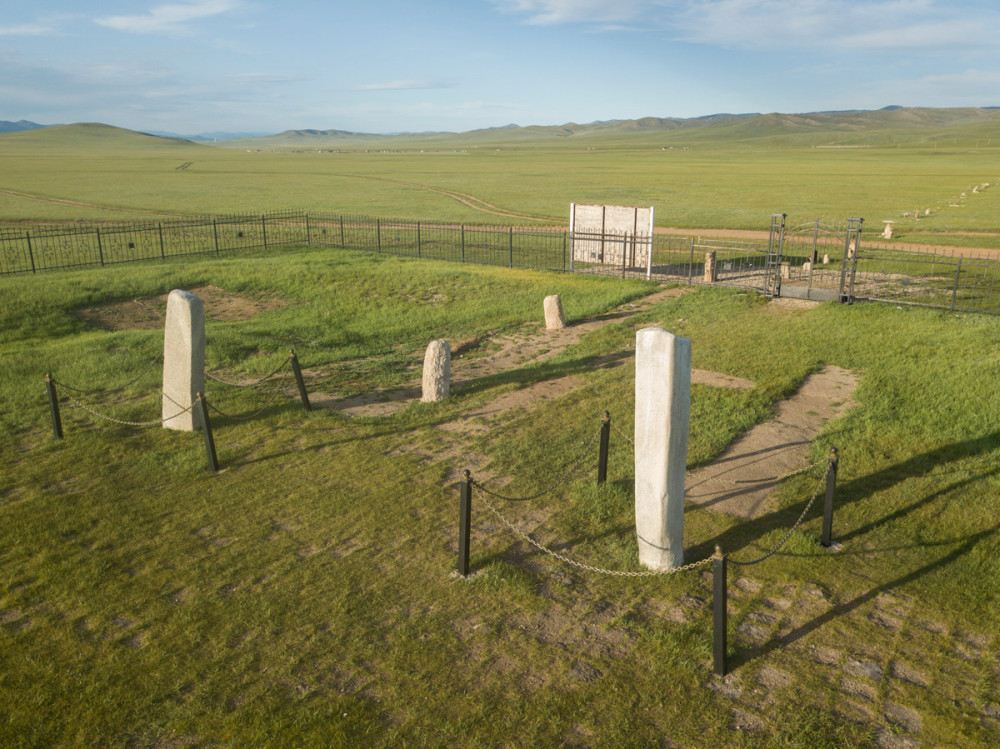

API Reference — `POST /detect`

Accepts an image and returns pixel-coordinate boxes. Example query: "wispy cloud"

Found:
[354,79,457,92]
[0,23,56,36]
[95,0,242,35]
[491,0,647,25]
[494,0,1000,52]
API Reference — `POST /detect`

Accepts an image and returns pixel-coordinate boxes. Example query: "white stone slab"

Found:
[162,289,205,431]
[634,327,691,570]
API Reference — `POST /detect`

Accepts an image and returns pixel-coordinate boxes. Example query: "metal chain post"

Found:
[290,349,312,411]
[196,392,219,473]
[597,411,610,484]
[45,373,63,439]
[713,545,728,677]
[820,447,839,547]
[458,470,472,576]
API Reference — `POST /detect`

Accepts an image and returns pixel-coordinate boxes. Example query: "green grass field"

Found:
[2,114,1000,250]
[1,245,998,746]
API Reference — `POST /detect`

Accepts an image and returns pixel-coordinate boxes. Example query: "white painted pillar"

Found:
[634,327,691,570]
[421,340,451,402]
[162,289,205,431]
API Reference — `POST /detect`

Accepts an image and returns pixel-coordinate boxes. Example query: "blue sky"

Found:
[2,1,999,135]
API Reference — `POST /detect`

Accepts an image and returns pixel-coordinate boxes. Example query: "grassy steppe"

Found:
[2,120,1000,249]
[1,245,998,746]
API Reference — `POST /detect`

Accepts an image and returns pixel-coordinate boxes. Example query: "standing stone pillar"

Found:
[162,289,205,431]
[634,327,691,570]
[421,340,450,402]
[704,251,718,283]
[543,295,566,330]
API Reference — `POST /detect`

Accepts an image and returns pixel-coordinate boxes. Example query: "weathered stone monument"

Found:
[822,253,830,265]
[162,289,205,431]
[882,221,894,239]
[704,251,718,283]
[421,340,451,402]
[634,327,691,570]
[543,295,566,330]
[780,261,791,280]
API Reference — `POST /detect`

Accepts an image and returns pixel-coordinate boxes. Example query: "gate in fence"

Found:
[768,216,864,302]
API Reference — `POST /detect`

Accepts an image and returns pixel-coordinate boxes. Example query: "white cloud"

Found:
[494,0,1000,52]
[95,0,242,35]
[0,23,55,36]
[354,79,458,92]
[492,0,647,25]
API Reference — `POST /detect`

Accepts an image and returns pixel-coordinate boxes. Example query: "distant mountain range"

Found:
[0,120,46,134]
[4,106,1000,148]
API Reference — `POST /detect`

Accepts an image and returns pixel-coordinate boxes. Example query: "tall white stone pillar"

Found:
[162,289,205,431]
[634,327,691,570]
[421,340,451,402]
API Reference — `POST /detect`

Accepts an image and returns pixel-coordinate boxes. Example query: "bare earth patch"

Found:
[685,365,859,519]
[74,285,287,331]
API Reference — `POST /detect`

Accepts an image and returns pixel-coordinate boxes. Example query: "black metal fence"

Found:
[3,210,1000,315]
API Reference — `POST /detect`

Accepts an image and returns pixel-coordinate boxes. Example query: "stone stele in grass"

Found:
[544,294,566,330]
[634,326,691,570]
[162,289,205,431]
[421,340,451,402]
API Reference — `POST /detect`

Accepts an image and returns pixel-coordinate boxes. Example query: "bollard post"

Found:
[196,392,219,473]
[45,373,63,440]
[713,545,728,677]
[289,350,312,411]
[458,470,472,576]
[820,447,839,547]
[597,411,611,484]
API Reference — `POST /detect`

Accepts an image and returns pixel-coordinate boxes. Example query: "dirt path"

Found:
[685,365,859,518]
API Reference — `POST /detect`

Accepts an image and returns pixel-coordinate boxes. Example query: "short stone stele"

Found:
[543,295,566,330]
[634,327,691,570]
[421,340,451,402]
[162,289,205,431]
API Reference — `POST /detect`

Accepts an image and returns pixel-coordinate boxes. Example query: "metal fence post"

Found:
[950,256,963,313]
[262,215,268,250]
[306,214,311,245]
[377,218,382,253]
[597,411,610,483]
[96,228,105,266]
[213,219,220,255]
[458,470,472,576]
[417,221,421,258]
[25,231,36,274]
[820,447,839,547]
[289,350,312,411]
[461,225,466,262]
[509,227,514,268]
[196,392,219,473]
[713,545,728,676]
[688,238,696,285]
[45,373,63,440]
[562,232,567,271]
[158,223,165,260]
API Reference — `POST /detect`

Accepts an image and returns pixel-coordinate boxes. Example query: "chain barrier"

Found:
[474,424,602,503]
[204,355,292,388]
[611,419,635,447]
[473,483,712,577]
[691,457,828,489]
[64,390,200,428]
[207,370,294,421]
[51,357,162,396]
[728,463,831,567]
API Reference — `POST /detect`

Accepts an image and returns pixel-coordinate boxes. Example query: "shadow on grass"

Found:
[730,520,1000,671]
